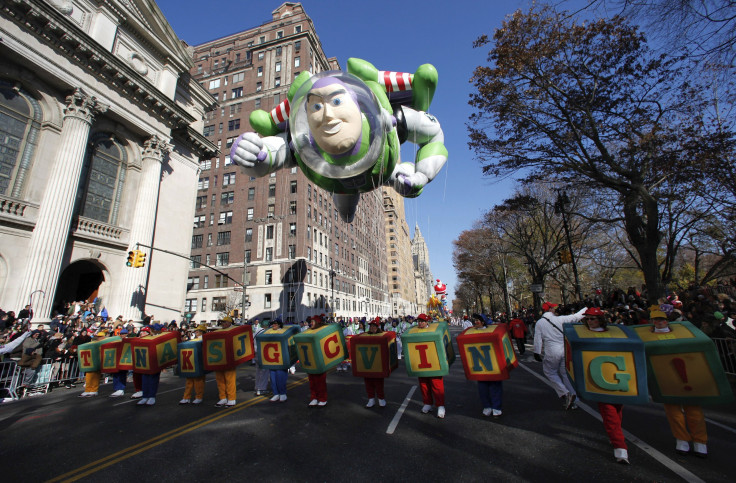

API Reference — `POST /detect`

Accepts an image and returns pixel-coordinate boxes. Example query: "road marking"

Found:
[386,385,417,434]
[704,416,736,435]
[518,362,705,483]
[46,376,310,483]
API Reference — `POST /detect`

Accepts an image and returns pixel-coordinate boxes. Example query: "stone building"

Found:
[0,0,216,323]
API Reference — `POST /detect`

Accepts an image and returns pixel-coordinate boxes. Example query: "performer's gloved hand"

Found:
[533,353,542,362]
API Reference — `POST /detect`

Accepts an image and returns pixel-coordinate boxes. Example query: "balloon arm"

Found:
[230,131,292,177]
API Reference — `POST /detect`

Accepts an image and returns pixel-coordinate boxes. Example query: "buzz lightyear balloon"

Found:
[230,58,448,222]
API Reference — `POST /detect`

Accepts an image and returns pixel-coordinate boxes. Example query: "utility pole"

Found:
[330,269,336,320]
[241,243,248,323]
[555,191,582,302]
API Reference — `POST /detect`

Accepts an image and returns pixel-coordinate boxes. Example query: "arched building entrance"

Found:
[53,260,108,315]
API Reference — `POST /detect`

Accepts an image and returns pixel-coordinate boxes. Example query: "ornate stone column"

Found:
[116,135,169,321]
[17,89,107,321]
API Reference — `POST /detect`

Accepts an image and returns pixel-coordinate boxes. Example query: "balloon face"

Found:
[306,84,362,156]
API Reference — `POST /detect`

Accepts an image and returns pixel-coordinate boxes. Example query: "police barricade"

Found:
[0,360,22,401]
[711,337,736,376]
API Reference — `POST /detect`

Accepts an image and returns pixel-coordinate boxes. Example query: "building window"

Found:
[212,297,226,311]
[295,25,302,33]
[218,211,233,225]
[295,57,300,68]
[247,187,255,200]
[228,119,240,131]
[259,36,265,44]
[208,79,220,89]
[257,66,263,77]
[193,215,205,229]
[275,61,281,72]
[247,208,254,220]
[217,231,231,246]
[223,173,236,185]
[245,227,253,242]
[203,276,209,289]
[256,82,262,92]
[192,234,203,249]
[224,155,232,166]
[187,277,199,291]
[289,201,297,215]
[288,244,296,259]
[198,177,209,190]
[190,255,201,269]
[215,274,228,288]
[245,249,251,263]
[265,247,273,261]
[221,191,234,205]
[268,184,276,197]
[277,31,283,39]
[80,136,126,224]
[203,125,214,137]
[232,72,244,83]
[185,298,196,312]
[231,87,243,99]
[264,293,271,309]
[289,222,297,236]
[258,51,264,60]
[216,252,229,266]
[266,225,274,239]
[265,270,272,285]
[196,195,207,209]
[295,40,301,50]
[274,77,281,87]
[268,204,275,217]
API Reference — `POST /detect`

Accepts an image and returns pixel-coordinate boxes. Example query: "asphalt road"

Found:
[1,327,735,482]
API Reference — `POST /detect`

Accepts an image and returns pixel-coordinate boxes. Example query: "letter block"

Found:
[456,325,518,381]
[564,324,649,405]
[130,332,179,375]
[203,324,254,371]
[177,339,207,378]
[402,322,455,377]
[349,331,398,378]
[632,321,734,405]
[78,336,122,373]
[100,339,126,373]
[293,324,346,374]
[256,325,300,370]
[116,341,134,371]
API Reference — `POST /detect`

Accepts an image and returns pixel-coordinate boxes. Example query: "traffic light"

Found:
[133,250,146,268]
[126,251,136,267]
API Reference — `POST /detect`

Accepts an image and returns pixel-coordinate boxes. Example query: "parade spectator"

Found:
[533,301,586,410]
[19,330,43,386]
[508,316,529,354]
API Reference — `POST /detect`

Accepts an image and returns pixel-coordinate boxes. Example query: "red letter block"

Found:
[457,325,518,381]
[349,332,398,378]
[130,332,179,374]
[116,341,134,371]
[100,339,126,373]
[177,339,206,378]
[203,325,254,371]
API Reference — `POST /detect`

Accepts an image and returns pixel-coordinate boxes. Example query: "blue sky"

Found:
[155,0,544,302]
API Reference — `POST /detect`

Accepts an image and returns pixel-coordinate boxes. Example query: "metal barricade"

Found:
[0,360,22,401]
[18,357,81,398]
[712,337,736,376]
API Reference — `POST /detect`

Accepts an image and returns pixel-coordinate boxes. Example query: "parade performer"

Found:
[414,313,446,418]
[78,330,107,397]
[533,302,586,410]
[137,325,160,406]
[267,319,289,403]
[508,316,529,354]
[253,319,271,396]
[363,319,387,408]
[581,307,630,464]
[231,59,447,223]
[179,324,207,405]
[214,317,238,408]
[307,315,329,407]
[109,328,141,398]
[650,309,708,458]
[470,314,504,417]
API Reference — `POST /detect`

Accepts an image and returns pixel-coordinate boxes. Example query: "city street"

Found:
[1,327,734,482]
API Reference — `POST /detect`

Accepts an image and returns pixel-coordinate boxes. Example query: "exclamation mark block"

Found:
[671,357,693,391]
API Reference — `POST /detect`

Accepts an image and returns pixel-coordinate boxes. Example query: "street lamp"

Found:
[555,191,582,302]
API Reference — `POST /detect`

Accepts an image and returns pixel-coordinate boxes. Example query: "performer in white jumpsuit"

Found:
[533,302,586,410]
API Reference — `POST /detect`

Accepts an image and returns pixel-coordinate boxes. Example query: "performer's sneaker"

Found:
[437,406,446,419]
[137,398,149,406]
[226,400,236,407]
[215,399,228,407]
[365,398,376,408]
[270,395,280,402]
[421,404,432,414]
[378,399,386,407]
[131,391,143,399]
[146,398,156,406]
[565,393,577,410]
[78,392,90,398]
[675,439,690,455]
[279,395,287,402]
[317,401,327,406]
[109,390,124,398]
[192,399,203,405]
[492,409,502,417]
[693,442,707,458]
[308,399,319,407]
[482,408,492,417]
[614,448,629,464]
[179,399,191,405]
